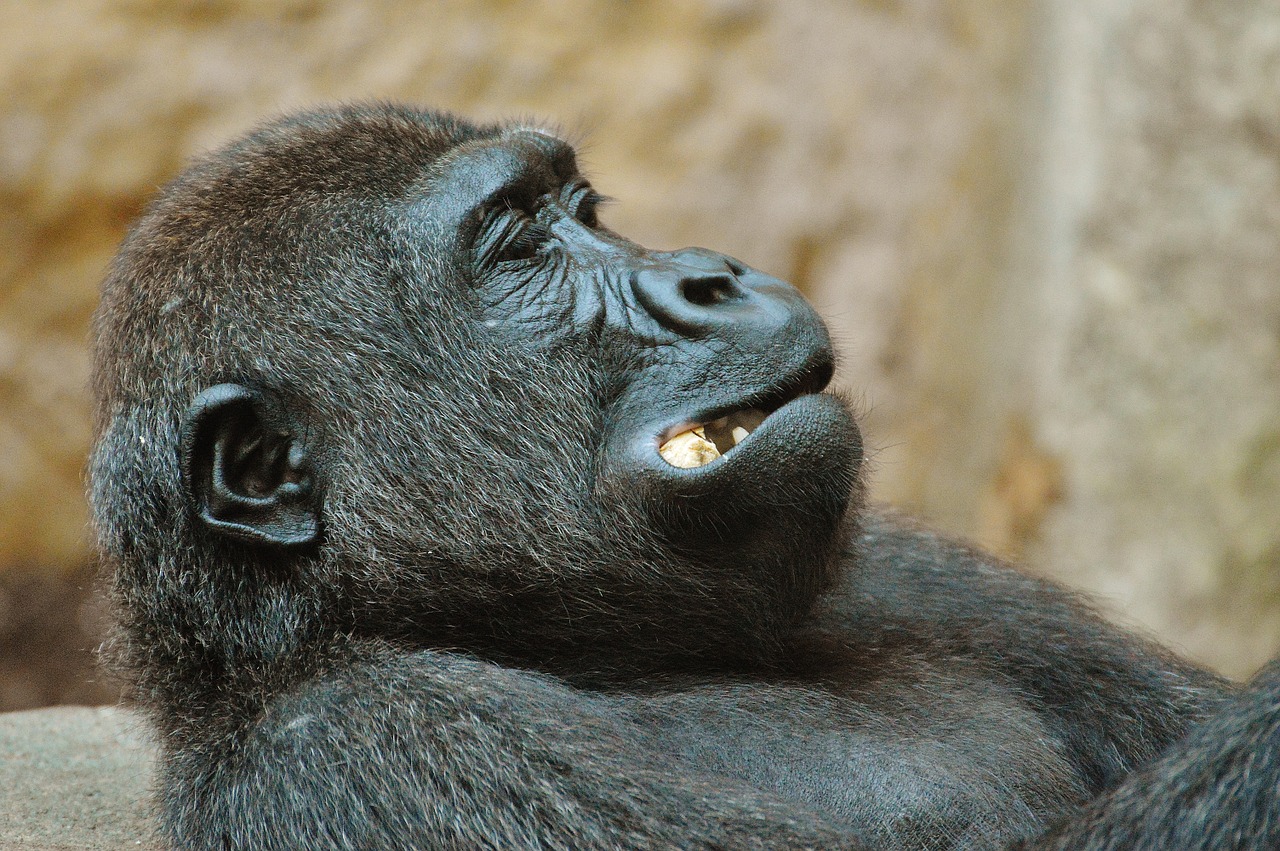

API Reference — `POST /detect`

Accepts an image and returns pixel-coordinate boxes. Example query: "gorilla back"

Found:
[90,104,1279,850]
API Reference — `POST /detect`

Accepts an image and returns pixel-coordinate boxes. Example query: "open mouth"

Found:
[656,357,834,470]
[658,409,767,468]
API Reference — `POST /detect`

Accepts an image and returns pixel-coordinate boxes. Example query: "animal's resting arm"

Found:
[841,512,1231,794]
[1015,656,1280,851]
[160,645,864,850]
[160,640,1280,851]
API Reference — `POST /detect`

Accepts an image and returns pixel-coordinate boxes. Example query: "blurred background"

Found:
[2,0,1279,710]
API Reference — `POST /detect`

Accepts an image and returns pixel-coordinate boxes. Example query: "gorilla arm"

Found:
[160,641,864,851]
[1017,657,1280,850]
[830,511,1229,795]
[786,510,1274,850]
[160,616,1272,851]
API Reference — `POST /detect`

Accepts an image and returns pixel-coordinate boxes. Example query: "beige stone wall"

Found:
[1021,0,1280,677]
[2,0,1278,677]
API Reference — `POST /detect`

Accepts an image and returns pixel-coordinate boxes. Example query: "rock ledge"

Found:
[0,706,157,850]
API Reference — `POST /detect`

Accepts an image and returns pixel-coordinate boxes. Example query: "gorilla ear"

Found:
[179,383,320,548]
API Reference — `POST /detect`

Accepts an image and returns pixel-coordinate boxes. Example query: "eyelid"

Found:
[474,178,541,221]
[470,193,535,248]
[477,180,601,236]
[561,181,608,223]
[564,181,593,205]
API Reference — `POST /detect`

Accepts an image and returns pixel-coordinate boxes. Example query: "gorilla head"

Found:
[90,104,862,692]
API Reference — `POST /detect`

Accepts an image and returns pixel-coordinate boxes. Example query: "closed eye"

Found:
[561,181,610,229]
[498,216,551,263]
[474,204,551,267]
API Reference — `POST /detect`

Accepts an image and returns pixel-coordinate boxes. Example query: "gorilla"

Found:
[88,103,1280,850]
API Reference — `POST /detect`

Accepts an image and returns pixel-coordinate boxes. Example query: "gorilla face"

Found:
[413,127,860,561]
[91,105,863,677]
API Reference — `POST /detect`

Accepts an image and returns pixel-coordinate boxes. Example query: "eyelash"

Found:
[501,215,551,261]
[566,185,608,227]
[480,183,608,266]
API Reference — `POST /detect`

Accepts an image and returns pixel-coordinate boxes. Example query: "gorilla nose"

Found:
[630,248,804,338]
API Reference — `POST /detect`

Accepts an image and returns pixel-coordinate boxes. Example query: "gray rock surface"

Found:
[0,706,157,850]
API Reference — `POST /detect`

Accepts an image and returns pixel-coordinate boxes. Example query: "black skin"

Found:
[88,103,1280,850]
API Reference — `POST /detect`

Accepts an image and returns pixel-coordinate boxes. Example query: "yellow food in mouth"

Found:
[657,409,767,468]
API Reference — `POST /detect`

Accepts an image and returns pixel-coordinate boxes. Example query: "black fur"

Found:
[89,103,1278,850]
[1014,658,1280,850]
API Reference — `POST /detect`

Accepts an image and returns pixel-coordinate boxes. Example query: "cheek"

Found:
[475,257,573,325]
[318,343,607,543]
[477,255,634,348]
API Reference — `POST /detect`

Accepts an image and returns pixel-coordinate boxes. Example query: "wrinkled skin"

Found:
[89,104,1280,850]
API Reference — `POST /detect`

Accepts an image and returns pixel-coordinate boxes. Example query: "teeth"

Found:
[658,408,768,468]
[657,427,721,469]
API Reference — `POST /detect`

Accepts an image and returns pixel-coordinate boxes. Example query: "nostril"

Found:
[680,275,739,307]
